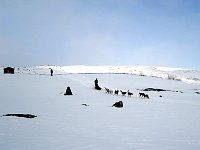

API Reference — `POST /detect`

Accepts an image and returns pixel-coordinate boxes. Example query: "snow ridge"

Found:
[1,65,200,85]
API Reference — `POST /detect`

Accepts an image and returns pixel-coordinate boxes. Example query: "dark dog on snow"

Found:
[105,87,113,94]
[139,92,145,98]
[127,90,133,97]
[144,94,149,99]
[120,90,127,96]
[105,87,110,93]
[139,92,149,99]
[114,90,119,95]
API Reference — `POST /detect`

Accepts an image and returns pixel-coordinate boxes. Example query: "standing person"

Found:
[50,69,53,76]
[94,78,98,86]
[94,78,101,90]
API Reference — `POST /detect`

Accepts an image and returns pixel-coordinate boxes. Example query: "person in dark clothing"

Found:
[50,69,53,76]
[94,78,101,90]
[94,78,98,85]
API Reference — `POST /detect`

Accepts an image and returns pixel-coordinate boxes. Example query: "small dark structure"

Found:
[94,78,101,90]
[112,101,123,108]
[64,86,73,95]
[4,67,14,74]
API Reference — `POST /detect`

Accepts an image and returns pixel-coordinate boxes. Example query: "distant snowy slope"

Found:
[1,65,200,85]
[39,65,200,85]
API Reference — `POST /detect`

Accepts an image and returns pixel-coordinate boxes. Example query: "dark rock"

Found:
[112,101,123,108]
[82,104,89,106]
[64,86,73,95]
[2,114,37,118]
[142,88,169,92]
[195,92,200,94]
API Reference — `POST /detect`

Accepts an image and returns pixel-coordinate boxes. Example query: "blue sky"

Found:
[0,0,200,69]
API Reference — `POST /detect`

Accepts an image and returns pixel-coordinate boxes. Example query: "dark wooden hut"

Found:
[4,67,14,74]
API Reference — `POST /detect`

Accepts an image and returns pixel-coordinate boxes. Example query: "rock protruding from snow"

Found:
[64,86,73,95]
[112,101,123,108]
[2,114,37,119]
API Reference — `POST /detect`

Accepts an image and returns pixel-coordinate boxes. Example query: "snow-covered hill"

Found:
[1,66,200,150]
[1,65,200,85]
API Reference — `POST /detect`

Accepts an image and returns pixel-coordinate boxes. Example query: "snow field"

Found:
[0,71,200,150]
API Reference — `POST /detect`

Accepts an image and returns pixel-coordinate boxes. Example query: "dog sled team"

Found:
[104,87,149,99]
[95,78,150,99]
